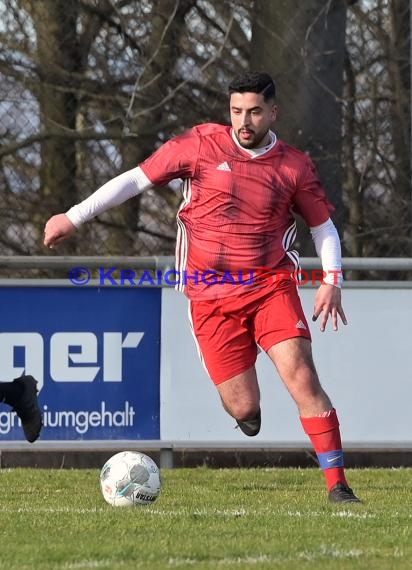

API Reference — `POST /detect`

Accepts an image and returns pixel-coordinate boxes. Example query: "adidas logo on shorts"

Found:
[295,320,307,330]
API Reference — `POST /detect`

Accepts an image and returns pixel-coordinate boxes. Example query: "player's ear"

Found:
[271,104,278,122]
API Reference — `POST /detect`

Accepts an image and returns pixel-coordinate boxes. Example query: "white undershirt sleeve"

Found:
[310,218,343,287]
[66,166,153,227]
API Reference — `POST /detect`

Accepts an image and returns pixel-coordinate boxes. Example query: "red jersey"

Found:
[139,123,333,300]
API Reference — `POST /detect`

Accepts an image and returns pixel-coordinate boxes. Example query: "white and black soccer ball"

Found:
[100,451,161,507]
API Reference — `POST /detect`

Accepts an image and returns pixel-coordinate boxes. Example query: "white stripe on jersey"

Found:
[282,220,297,251]
[286,249,300,272]
[281,220,300,274]
[175,179,191,292]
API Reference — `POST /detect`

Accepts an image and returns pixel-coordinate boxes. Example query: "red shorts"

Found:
[189,279,311,384]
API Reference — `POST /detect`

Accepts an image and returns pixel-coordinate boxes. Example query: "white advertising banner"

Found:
[160,286,412,445]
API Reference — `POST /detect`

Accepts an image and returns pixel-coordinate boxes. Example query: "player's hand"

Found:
[43,214,76,248]
[312,283,347,332]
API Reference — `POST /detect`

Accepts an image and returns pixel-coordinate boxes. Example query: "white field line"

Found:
[331,510,376,518]
[167,546,405,566]
[0,506,106,514]
[0,505,409,520]
[62,562,124,569]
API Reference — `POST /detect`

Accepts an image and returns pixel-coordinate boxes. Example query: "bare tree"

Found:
[0,0,410,278]
[93,0,196,254]
[344,0,410,268]
[250,0,347,255]
[26,0,81,253]
[0,0,249,262]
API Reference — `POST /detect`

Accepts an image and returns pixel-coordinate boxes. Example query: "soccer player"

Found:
[0,375,43,442]
[44,71,360,503]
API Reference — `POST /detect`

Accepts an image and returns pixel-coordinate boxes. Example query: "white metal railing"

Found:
[1,256,412,271]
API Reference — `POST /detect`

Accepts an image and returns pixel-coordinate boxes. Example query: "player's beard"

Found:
[236,128,269,149]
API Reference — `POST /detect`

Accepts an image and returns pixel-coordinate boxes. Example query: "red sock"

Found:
[300,408,348,491]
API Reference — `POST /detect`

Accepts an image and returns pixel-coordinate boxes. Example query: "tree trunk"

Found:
[251,0,347,254]
[389,0,410,255]
[29,0,81,253]
[342,49,362,278]
[106,0,195,255]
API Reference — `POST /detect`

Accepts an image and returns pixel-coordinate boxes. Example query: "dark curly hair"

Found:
[228,71,276,102]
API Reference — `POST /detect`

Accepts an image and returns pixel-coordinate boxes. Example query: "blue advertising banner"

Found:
[0,286,161,441]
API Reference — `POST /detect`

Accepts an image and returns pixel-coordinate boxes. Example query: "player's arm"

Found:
[292,158,346,331]
[44,128,200,249]
[43,166,153,248]
[310,218,347,332]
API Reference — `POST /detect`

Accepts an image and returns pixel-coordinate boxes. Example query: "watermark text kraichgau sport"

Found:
[68,267,342,287]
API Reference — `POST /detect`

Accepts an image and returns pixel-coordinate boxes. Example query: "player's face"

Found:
[230,92,277,149]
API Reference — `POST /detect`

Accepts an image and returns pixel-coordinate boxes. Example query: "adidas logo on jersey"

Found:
[295,320,307,330]
[216,161,231,171]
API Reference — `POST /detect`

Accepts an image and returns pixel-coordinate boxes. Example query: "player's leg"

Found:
[254,280,360,502]
[0,379,25,406]
[216,366,261,436]
[267,338,359,502]
[189,299,261,436]
[267,337,331,416]
[0,375,43,443]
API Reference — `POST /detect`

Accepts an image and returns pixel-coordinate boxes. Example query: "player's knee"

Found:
[223,400,260,421]
[285,370,324,401]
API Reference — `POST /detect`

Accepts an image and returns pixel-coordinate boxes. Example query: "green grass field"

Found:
[0,467,410,570]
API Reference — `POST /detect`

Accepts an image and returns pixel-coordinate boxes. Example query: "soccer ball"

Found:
[100,451,161,507]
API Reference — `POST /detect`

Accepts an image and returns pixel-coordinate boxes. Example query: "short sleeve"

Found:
[139,128,200,186]
[292,159,335,227]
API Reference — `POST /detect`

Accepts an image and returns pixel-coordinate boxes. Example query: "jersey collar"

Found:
[231,129,278,158]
